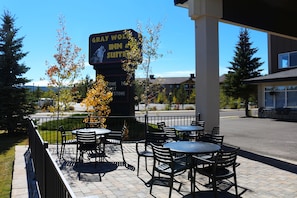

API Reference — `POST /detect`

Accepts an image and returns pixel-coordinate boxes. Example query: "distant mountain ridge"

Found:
[24,86,59,92]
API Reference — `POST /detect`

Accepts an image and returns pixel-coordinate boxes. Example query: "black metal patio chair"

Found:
[189,120,205,140]
[150,143,189,198]
[58,125,77,159]
[75,130,98,166]
[194,146,240,197]
[136,131,167,176]
[163,126,178,142]
[104,123,128,166]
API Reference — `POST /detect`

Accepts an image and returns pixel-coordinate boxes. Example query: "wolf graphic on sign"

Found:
[91,45,106,63]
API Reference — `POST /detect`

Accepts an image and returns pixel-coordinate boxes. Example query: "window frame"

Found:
[264,85,297,108]
[278,51,297,69]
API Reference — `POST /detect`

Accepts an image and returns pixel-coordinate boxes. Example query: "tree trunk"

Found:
[245,100,250,117]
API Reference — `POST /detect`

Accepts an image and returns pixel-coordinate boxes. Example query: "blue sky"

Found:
[2,0,268,86]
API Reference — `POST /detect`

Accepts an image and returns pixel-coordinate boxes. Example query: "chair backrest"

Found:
[210,134,224,146]
[146,132,166,146]
[85,122,100,128]
[163,127,177,141]
[106,123,128,142]
[191,120,205,128]
[211,126,220,135]
[215,147,239,169]
[76,130,96,144]
[58,125,67,143]
[157,122,166,130]
[58,125,65,134]
[199,134,224,146]
[151,143,173,165]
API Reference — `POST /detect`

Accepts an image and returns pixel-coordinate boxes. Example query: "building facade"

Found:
[245,35,297,120]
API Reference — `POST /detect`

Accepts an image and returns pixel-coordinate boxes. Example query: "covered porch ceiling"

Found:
[174,0,297,40]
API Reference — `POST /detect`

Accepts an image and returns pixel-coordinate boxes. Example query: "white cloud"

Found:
[25,80,49,87]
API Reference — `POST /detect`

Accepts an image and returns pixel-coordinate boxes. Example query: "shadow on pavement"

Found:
[238,149,297,174]
[223,143,297,174]
[73,161,118,182]
[58,158,136,182]
[183,190,238,198]
[24,149,40,198]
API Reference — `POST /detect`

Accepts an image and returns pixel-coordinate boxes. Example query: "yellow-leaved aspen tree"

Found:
[122,21,163,117]
[45,15,85,114]
[81,74,113,128]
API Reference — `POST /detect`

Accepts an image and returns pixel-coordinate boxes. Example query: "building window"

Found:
[264,85,297,108]
[287,86,297,107]
[278,53,288,68]
[290,52,297,66]
[275,91,285,108]
[265,92,274,107]
[278,51,297,68]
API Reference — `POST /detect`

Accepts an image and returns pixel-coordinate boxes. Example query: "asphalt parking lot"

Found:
[220,115,297,162]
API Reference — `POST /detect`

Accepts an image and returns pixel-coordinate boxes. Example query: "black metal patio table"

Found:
[72,128,111,136]
[173,125,204,140]
[164,141,220,195]
[173,125,204,132]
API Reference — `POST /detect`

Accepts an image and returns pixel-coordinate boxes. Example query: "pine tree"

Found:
[0,11,33,133]
[222,28,263,116]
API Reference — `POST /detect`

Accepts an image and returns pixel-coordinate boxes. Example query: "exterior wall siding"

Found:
[270,35,297,73]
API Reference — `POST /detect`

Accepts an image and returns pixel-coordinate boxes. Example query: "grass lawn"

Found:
[0,131,28,198]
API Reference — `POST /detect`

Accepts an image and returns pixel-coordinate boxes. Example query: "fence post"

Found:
[43,141,48,197]
[144,114,148,139]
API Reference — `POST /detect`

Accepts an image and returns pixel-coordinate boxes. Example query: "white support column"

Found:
[188,0,222,133]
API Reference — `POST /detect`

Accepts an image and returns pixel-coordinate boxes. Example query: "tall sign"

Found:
[89,29,140,116]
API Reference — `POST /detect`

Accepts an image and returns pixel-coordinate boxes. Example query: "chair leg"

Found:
[75,149,78,164]
[169,175,174,198]
[150,168,155,194]
[60,144,65,159]
[144,157,150,173]
[79,151,84,164]
[137,156,149,176]
[94,149,97,167]
[120,144,126,165]
[137,156,140,176]
[212,177,218,198]
[234,174,238,197]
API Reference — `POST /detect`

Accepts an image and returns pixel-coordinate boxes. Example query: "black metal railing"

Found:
[27,113,199,197]
[28,119,76,198]
[30,114,199,143]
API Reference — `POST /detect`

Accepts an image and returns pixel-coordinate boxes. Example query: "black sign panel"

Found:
[89,29,138,65]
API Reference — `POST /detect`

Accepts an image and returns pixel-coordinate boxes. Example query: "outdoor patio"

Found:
[43,143,297,198]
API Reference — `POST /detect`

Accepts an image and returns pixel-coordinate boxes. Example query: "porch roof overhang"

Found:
[244,68,297,84]
[174,0,297,40]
